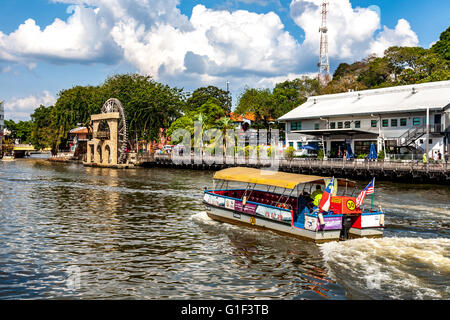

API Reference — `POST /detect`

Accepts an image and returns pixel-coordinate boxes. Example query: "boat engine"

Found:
[340,215,354,240]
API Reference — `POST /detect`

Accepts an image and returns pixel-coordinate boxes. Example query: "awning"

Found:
[213,167,355,189]
[290,129,378,137]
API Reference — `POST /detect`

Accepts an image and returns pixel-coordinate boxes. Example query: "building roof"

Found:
[230,112,274,122]
[69,127,91,134]
[229,112,257,122]
[278,80,450,121]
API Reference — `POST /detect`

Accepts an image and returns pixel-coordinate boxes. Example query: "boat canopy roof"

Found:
[213,167,355,189]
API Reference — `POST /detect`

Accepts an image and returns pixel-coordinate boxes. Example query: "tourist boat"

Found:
[203,167,385,243]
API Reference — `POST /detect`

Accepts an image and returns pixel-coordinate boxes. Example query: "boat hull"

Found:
[349,227,383,238]
[204,203,341,243]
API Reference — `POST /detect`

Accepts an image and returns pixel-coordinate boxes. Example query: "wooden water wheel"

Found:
[101,98,128,164]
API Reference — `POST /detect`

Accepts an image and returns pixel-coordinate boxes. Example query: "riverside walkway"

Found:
[138,153,449,184]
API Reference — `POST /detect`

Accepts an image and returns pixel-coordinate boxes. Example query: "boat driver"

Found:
[305,185,323,210]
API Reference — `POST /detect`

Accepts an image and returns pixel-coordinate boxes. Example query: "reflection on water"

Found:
[0,158,449,299]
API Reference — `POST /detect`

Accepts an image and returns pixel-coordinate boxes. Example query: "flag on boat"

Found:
[356,178,375,207]
[319,177,335,212]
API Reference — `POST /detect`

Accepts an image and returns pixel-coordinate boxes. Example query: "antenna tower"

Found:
[318,1,331,86]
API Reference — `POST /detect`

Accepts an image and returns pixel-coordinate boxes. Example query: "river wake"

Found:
[320,237,450,299]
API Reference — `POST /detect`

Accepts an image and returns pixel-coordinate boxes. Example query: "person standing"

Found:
[422,153,428,165]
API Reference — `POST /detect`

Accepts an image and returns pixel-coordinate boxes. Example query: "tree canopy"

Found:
[4,119,33,143]
[185,86,230,114]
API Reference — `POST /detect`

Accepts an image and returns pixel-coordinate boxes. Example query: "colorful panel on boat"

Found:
[318,215,343,231]
[361,213,383,228]
[329,196,362,214]
[305,215,318,231]
[352,212,384,229]
[255,205,292,222]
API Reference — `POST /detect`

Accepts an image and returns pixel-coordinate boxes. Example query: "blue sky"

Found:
[0,0,448,120]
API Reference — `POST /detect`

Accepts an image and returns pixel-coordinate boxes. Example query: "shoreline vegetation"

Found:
[2,26,449,158]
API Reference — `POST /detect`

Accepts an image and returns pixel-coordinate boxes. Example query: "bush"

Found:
[317,149,324,159]
[377,150,385,161]
[284,146,295,160]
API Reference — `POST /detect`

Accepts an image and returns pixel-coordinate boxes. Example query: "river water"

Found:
[0,157,449,300]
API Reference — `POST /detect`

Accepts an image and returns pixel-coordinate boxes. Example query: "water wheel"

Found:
[101,98,128,164]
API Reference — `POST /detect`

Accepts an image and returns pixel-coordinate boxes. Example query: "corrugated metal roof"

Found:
[278,80,450,121]
[69,127,90,134]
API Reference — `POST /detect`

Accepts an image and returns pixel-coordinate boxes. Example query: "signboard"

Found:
[305,216,318,231]
[225,198,235,210]
[318,216,342,231]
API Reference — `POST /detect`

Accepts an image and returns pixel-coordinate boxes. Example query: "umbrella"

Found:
[368,143,377,160]
[301,145,319,151]
[346,143,354,159]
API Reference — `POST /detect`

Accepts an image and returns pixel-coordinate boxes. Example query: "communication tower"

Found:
[318,1,331,86]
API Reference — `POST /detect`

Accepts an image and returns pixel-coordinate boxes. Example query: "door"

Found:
[434,114,442,132]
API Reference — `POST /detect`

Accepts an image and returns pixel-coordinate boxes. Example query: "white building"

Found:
[278,80,450,158]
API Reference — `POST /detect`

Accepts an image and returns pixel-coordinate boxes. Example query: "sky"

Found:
[0,0,449,121]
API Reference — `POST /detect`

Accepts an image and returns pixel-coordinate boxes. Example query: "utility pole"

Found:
[318,1,331,86]
[226,81,231,114]
[426,107,430,165]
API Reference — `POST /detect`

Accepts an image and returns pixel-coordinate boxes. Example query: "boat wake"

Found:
[190,211,219,226]
[319,237,450,299]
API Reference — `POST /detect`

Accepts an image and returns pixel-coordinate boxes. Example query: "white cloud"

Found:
[3,91,56,121]
[111,4,302,81]
[368,19,419,56]
[0,0,420,95]
[0,5,120,65]
[290,0,418,60]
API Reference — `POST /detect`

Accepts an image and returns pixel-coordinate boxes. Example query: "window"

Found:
[382,119,389,127]
[289,142,294,147]
[297,142,302,149]
[400,118,407,126]
[419,139,424,144]
[344,121,351,129]
[314,123,320,130]
[391,119,398,127]
[413,117,421,126]
[291,121,302,130]
[355,121,361,128]
[330,122,336,129]
[371,120,377,127]
[429,139,433,144]
[338,122,343,129]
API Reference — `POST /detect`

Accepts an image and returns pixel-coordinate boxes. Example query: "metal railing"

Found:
[150,153,448,173]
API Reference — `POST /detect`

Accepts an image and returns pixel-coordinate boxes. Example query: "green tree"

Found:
[235,88,276,129]
[4,120,34,143]
[30,105,60,154]
[185,86,230,114]
[431,26,450,60]
[101,74,185,142]
[52,85,103,148]
[357,57,391,87]
[272,77,320,116]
